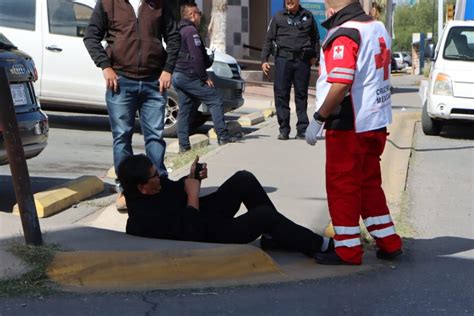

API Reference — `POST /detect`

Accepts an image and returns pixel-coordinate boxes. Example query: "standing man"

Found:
[305,0,403,265]
[173,3,236,152]
[261,0,320,140]
[84,0,180,210]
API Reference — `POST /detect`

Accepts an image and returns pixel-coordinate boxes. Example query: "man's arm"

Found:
[83,0,110,70]
[310,14,321,65]
[162,5,181,74]
[261,17,277,63]
[184,178,200,209]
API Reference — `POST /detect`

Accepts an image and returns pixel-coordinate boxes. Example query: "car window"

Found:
[443,26,474,60]
[0,0,35,31]
[48,0,93,37]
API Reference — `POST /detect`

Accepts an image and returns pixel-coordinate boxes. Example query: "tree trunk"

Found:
[208,0,227,53]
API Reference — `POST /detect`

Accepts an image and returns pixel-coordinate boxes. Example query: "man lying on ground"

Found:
[117,154,333,258]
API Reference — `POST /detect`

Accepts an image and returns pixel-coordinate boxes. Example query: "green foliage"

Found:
[393,0,456,52]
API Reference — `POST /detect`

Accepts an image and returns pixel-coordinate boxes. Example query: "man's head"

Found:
[325,0,357,17]
[285,0,301,14]
[117,155,162,196]
[181,3,202,27]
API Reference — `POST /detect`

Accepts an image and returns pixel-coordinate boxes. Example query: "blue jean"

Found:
[172,72,229,148]
[106,75,167,178]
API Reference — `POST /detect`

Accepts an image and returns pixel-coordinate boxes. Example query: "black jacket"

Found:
[261,5,320,64]
[83,0,180,78]
[175,19,212,80]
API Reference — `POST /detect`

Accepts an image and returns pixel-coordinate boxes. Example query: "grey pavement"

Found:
[0,74,423,290]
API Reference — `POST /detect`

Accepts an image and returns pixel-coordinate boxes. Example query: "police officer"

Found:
[261,0,320,140]
[173,3,236,152]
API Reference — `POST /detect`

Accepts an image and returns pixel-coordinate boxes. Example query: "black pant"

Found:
[274,56,311,136]
[198,171,323,257]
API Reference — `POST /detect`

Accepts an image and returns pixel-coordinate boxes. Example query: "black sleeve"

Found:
[261,17,277,63]
[83,0,111,70]
[311,15,321,65]
[162,5,181,74]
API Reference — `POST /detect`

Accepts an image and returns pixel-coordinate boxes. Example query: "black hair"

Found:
[117,154,154,196]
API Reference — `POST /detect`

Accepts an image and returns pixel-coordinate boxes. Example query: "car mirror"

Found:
[424,43,435,60]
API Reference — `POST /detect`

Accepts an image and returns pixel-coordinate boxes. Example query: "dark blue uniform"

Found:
[261,6,320,138]
[173,19,231,151]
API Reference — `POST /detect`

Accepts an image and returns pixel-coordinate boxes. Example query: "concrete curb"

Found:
[166,134,209,154]
[12,176,104,218]
[47,245,282,291]
[238,112,265,126]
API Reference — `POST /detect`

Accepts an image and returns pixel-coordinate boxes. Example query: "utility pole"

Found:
[0,67,43,246]
[386,0,394,37]
[438,0,444,40]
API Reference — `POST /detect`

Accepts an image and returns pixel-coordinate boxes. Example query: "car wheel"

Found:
[422,102,442,136]
[164,89,179,138]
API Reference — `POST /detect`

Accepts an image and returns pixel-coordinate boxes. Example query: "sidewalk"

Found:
[0,76,421,292]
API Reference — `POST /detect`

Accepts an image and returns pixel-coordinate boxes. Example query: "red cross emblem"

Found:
[375,37,391,80]
[335,46,342,54]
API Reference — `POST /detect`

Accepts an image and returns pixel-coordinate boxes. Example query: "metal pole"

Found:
[438,0,444,40]
[385,0,393,37]
[0,67,42,246]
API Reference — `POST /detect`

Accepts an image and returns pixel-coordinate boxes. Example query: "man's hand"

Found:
[103,67,119,92]
[261,62,271,77]
[205,78,214,88]
[310,57,318,66]
[159,71,172,94]
[305,119,324,146]
[189,156,208,180]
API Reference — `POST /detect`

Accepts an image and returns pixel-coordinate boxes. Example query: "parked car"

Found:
[0,0,244,137]
[419,20,474,135]
[401,52,412,67]
[0,33,49,165]
[392,52,408,71]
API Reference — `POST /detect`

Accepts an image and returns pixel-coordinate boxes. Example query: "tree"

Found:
[207,0,227,53]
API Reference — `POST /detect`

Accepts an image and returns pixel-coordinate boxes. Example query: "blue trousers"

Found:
[106,75,167,178]
[173,72,229,148]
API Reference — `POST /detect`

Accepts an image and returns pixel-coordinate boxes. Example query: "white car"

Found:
[392,52,408,71]
[0,0,244,137]
[419,20,474,135]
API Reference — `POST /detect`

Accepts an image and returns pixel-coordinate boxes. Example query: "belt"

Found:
[277,50,305,60]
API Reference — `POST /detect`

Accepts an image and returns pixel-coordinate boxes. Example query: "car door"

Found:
[41,0,105,108]
[0,0,43,95]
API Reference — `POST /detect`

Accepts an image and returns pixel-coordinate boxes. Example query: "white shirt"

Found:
[129,0,142,18]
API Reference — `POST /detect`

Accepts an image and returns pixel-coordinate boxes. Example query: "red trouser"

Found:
[325,129,402,264]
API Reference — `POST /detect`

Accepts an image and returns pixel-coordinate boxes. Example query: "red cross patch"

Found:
[333,45,344,59]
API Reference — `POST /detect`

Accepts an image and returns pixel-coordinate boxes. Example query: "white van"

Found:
[419,20,474,135]
[0,0,244,137]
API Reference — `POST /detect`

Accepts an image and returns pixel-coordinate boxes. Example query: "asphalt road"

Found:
[0,75,472,315]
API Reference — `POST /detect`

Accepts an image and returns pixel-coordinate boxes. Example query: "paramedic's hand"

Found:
[159,71,172,94]
[305,119,324,146]
[261,62,271,77]
[103,67,119,92]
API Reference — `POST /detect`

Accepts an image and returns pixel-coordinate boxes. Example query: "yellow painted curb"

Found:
[238,112,265,127]
[106,167,116,179]
[47,246,282,291]
[262,107,275,119]
[13,176,104,218]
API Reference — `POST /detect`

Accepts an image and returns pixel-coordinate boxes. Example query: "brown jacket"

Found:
[84,0,180,78]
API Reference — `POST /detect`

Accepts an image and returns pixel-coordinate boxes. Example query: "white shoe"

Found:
[115,193,127,213]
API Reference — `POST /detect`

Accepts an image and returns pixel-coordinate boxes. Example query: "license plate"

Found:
[9,84,28,106]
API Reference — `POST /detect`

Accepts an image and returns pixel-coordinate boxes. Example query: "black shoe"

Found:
[315,249,356,265]
[295,132,306,140]
[218,136,237,146]
[277,133,289,140]
[376,249,403,260]
[321,238,335,254]
[179,146,191,153]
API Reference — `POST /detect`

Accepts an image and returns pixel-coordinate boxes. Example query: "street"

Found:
[0,75,472,315]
